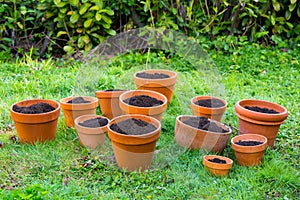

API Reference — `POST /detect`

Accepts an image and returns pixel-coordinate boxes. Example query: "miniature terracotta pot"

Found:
[95,90,127,119]
[202,155,233,176]
[134,69,177,103]
[119,90,167,121]
[60,96,98,128]
[235,99,288,148]
[10,99,60,144]
[190,96,227,122]
[174,115,232,152]
[231,134,268,166]
[107,114,161,172]
[74,114,109,149]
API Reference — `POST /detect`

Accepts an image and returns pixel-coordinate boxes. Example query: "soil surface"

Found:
[13,103,55,114]
[194,98,225,108]
[110,118,157,135]
[244,106,279,114]
[79,118,108,128]
[235,140,263,146]
[136,72,170,79]
[104,89,125,92]
[124,95,163,107]
[67,97,91,104]
[181,117,228,133]
[208,158,227,164]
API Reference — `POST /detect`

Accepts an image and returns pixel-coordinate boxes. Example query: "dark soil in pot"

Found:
[194,98,225,108]
[181,117,228,133]
[208,158,226,164]
[13,103,55,114]
[244,106,279,114]
[124,95,163,107]
[104,89,125,92]
[110,118,156,135]
[79,118,108,128]
[235,140,263,146]
[67,97,91,104]
[136,72,170,79]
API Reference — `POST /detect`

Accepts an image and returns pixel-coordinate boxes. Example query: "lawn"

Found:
[0,43,299,199]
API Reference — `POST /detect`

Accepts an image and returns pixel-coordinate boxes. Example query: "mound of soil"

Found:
[110,118,157,135]
[181,117,228,133]
[235,140,263,146]
[13,103,55,114]
[136,72,170,79]
[79,118,108,128]
[244,106,279,114]
[104,89,125,92]
[194,98,225,108]
[124,95,163,107]
[208,158,226,164]
[67,97,91,104]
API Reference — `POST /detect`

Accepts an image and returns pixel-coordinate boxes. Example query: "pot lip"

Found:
[231,134,268,152]
[74,114,110,132]
[60,96,98,105]
[95,89,128,97]
[176,115,232,135]
[235,112,285,126]
[203,155,233,169]
[134,69,177,81]
[191,95,227,109]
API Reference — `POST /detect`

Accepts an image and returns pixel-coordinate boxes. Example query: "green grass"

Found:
[0,45,299,199]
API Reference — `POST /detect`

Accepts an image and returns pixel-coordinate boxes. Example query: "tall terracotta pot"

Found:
[10,99,60,144]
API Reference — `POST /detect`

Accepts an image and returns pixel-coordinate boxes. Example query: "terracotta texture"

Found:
[107,114,161,172]
[95,90,127,119]
[202,155,233,176]
[235,99,288,147]
[60,96,98,127]
[174,115,232,152]
[231,134,268,166]
[119,90,167,121]
[10,99,60,144]
[190,96,227,122]
[134,69,177,103]
[74,114,109,149]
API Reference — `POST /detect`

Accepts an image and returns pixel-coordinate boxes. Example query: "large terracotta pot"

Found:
[202,155,233,176]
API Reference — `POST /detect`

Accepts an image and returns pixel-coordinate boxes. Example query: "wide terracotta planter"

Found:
[119,90,168,121]
[10,99,60,144]
[235,99,288,148]
[231,134,268,166]
[190,96,227,122]
[174,115,232,152]
[107,114,161,172]
[202,155,233,176]
[134,69,177,103]
[60,96,98,127]
[74,114,109,149]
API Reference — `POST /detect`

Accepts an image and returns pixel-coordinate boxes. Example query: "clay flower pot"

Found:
[10,99,60,144]
[231,134,268,166]
[74,114,109,149]
[235,99,288,148]
[202,155,233,176]
[108,114,161,172]
[95,90,127,119]
[134,69,177,103]
[119,90,167,121]
[190,96,227,122]
[60,96,98,128]
[174,115,232,152]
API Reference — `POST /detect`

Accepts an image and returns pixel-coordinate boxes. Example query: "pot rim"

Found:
[95,90,127,98]
[190,95,227,114]
[191,95,227,108]
[203,155,233,169]
[60,96,98,110]
[231,134,268,153]
[74,114,110,134]
[235,112,285,126]
[134,69,177,87]
[134,69,177,80]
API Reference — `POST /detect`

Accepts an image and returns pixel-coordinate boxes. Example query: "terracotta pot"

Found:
[107,114,161,172]
[95,90,127,119]
[119,90,167,121]
[190,96,227,122]
[10,99,60,144]
[134,69,177,103]
[174,115,232,152]
[231,134,268,166]
[74,114,109,149]
[235,99,288,148]
[202,155,233,176]
[60,96,98,128]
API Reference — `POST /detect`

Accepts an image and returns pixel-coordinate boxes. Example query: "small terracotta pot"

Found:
[60,96,98,128]
[190,96,227,122]
[74,114,109,149]
[107,114,161,172]
[10,99,60,144]
[119,90,168,121]
[231,134,268,166]
[202,155,233,176]
[235,99,288,148]
[134,69,177,103]
[95,90,127,119]
[174,115,232,152]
